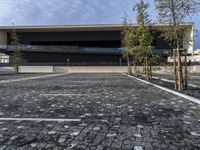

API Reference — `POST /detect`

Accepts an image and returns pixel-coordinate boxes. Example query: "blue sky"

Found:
[0,0,199,48]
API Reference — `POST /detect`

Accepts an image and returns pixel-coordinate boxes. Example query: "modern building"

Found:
[194,49,200,55]
[0,23,194,66]
[0,53,9,64]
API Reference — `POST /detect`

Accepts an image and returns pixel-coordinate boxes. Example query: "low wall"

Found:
[54,66,128,73]
[0,66,200,74]
[191,66,200,73]
[19,66,53,73]
[153,66,200,74]
[0,67,15,74]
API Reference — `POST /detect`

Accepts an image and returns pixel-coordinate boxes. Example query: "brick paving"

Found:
[0,73,50,81]
[0,73,200,149]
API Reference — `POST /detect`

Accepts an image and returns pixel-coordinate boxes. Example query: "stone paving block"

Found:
[0,73,199,149]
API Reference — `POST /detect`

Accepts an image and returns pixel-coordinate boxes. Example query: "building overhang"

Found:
[0,23,194,32]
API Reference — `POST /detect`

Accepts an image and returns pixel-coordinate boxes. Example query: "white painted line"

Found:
[122,73,200,105]
[153,76,174,83]
[0,118,81,122]
[65,77,127,79]
[0,73,68,83]
[59,85,88,87]
[41,94,90,96]
[66,81,121,83]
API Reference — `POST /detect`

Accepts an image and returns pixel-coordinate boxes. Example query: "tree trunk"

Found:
[127,55,132,75]
[184,50,188,89]
[145,57,150,80]
[133,60,137,76]
[147,59,149,80]
[149,62,152,79]
[177,50,183,91]
[14,65,19,74]
[173,51,178,90]
[143,65,145,79]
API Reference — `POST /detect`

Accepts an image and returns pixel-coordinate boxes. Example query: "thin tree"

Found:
[155,0,200,91]
[122,14,142,76]
[134,0,153,80]
[122,13,132,75]
[10,28,23,73]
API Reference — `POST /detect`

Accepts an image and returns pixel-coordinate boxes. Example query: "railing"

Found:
[0,45,8,50]
[0,45,124,54]
[0,45,170,55]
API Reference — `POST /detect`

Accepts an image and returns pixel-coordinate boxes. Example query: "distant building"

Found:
[0,53,9,64]
[168,48,200,63]
[194,49,200,55]
[0,23,194,66]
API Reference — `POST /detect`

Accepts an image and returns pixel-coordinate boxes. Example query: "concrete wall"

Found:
[168,55,200,63]
[54,66,128,73]
[153,66,200,74]
[19,66,53,73]
[1,66,200,74]
[55,66,200,74]
[0,31,7,45]
[0,67,15,74]
[183,26,194,54]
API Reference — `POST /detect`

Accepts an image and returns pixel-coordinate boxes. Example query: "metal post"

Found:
[67,58,70,66]
[119,58,122,66]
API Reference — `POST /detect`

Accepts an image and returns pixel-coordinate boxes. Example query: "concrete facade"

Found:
[0,31,7,45]
[183,25,194,54]
[0,24,194,66]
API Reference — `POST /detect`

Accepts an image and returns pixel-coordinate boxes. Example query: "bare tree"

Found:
[155,0,200,91]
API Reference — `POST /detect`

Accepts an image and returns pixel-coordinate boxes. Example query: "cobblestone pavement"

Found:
[0,74,50,81]
[0,73,200,149]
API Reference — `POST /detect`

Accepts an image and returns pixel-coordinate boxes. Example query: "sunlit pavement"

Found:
[0,73,200,149]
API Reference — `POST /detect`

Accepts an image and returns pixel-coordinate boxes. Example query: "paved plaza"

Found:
[0,73,200,149]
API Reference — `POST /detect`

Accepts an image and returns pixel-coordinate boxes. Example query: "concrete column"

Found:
[183,25,194,55]
[0,31,7,45]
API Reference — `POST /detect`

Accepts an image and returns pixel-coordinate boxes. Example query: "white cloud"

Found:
[0,0,134,25]
[0,0,199,48]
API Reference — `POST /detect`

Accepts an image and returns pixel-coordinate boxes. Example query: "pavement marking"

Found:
[123,73,200,105]
[65,81,121,83]
[0,118,81,122]
[58,85,89,87]
[41,94,90,97]
[64,77,127,79]
[0,73,68,83]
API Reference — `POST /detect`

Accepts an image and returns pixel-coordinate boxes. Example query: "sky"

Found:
[0,0,199,48]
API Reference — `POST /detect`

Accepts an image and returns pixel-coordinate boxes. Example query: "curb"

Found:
[122,73,200,105]
[152,76,200,89]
